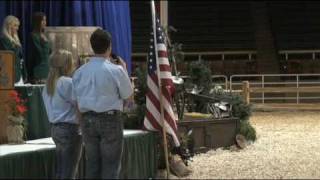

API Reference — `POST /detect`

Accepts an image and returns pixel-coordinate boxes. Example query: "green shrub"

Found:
[239,120,257,141]
[123,67,147,129]
[208,91,257,142]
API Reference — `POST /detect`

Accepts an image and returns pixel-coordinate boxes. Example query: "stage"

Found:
[1,86,158,178]
[0,130,158,179]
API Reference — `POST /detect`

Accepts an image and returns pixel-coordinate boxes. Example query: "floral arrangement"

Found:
[5,90,27,143]
[6,90,27,125]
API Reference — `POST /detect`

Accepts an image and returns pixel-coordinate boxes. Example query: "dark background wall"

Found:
[169,1,255,52]
[130,1,320,75]
[130,1,320,52]
[269,1,320,50]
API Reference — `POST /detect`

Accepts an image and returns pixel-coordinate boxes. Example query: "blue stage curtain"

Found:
[0,0,132,74]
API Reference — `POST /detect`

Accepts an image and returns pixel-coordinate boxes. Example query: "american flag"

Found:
[143,16,180,147]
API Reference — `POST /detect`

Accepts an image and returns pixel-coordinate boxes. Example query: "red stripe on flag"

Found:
[146,110,163,131]
[147,91,160,111]
[150,73,159,87]
[159,64,171,72]
[158,51,167,58]
[163,108,178,131]
[162,87,176,110]
[161,81,175,96]
[161,79,174,86]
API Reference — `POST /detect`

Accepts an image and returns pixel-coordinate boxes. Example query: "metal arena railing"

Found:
[132,50,320,104]
[229,74,320,104]
[180,75,228,90]
[130,75,228,92]
[131,74,320,104]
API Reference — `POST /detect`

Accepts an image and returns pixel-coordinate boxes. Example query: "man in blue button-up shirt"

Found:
[72,29,133,179]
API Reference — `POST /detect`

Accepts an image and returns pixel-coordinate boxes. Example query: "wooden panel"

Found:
[0,51,15,90]
[178,118,238,152]
[0,90,10,144]
[0,51,14,144]
[205,123,237,149]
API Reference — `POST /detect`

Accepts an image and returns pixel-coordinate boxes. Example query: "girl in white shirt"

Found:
[42,49,82,179]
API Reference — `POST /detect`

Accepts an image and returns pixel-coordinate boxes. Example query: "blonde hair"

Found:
[46,49,73,96]
[2,15,21,47]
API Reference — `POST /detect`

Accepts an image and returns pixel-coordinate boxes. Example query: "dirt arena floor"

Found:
[183,111,320,179]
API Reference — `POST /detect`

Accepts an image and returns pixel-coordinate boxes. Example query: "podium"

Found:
[0,51,15,144]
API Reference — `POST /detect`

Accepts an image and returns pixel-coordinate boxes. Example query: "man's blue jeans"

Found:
[80,112,124,179]
[51,123,82,179]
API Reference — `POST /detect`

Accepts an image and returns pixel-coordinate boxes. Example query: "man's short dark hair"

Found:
[90,28,112,54]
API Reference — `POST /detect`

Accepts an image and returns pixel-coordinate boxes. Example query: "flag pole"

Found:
[151,0,170,178]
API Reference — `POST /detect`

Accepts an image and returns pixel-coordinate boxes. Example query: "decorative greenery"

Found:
[5,90,28,142]
[229,93,256,141]
[168,42,184,67]
[163,25,185,75]
[239,120,257,141]
[6,90,27,117]
[123,67,147,129]
[185,60,213,113]
[126,26,256,169]
[5,90,28,129]
[187,60,212,93]
[229,93,252,121]
[175,131,194,165]
[186,61,256,141]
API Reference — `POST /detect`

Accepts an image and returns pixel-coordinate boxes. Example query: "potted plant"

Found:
[5,90,27,144]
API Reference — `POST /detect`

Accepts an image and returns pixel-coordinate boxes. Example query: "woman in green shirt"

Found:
[29,12,51,84]
[0,15,28,84]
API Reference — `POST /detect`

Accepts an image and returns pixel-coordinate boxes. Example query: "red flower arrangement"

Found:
[6,90,27,117]
[5,90,27,143]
